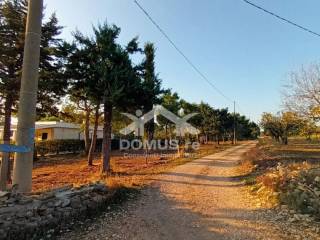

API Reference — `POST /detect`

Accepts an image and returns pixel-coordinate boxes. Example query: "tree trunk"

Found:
[84,108,90,155]
[145,118,154,142]
[101,103,112,174]
[0,97,13,190]
[165,123,168,140]
[88,105,99,166]
[281,136,288,145]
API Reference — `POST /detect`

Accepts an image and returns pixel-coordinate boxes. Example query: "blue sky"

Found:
[44,0,320,122]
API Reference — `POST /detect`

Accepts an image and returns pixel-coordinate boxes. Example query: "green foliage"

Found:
[66,22,144,172]
[260,112,301,144]
[156,92,259,141]
[182,101,259,142]
[38,116,61,122]
[237,114,260,140]
[67,22,142,110]
[112,109,132,137]
[298,119,319,141]
[35,138,120,156]
[0,0,67,118]
[156,90,180,138]
[161,90,180,113]
[280,168,320,219]
[139,42,164,108]
[59,104,85,124]
[260,111,320,143]
[139,42,165,140]
[36,139,85,156]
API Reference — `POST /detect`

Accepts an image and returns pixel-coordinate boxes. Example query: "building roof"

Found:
[1,118,103,132]
[35,121,80,130]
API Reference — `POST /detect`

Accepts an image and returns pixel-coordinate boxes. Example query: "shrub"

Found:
[36,139,85,156]
[280,168,320,218]
[254,162,320,219]
[35,139,121,156]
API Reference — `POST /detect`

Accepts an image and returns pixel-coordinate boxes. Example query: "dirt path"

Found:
[59,143,288,240]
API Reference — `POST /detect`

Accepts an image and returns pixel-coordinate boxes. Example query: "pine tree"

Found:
[0,0,66,189]
[67,22,142,173]
[141,43,163,141]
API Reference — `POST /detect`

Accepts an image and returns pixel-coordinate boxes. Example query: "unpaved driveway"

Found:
[59,143,288,240]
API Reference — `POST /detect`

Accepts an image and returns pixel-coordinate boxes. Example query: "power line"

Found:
[236,102,248,117]
[241,0,320,38]
[134,0,234,103]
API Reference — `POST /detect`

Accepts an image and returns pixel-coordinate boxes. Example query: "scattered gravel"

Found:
[58,143,320,240]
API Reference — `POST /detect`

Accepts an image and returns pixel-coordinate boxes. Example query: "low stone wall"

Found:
[0,183,114,240]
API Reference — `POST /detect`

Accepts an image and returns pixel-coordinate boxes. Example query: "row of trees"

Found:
[152,91,260,143]
[0,0,67,188]
[0,0,161,175]
[0,0,259,185]
[261,64,320,144]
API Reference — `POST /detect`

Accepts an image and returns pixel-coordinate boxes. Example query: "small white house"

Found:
[0,118,104,141]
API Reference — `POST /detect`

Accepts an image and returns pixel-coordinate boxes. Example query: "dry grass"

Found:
[242,137,320,170]
[240,137,320,209]
[32,142,233,192]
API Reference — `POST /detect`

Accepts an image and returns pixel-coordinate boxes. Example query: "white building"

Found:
[0,118,104,141]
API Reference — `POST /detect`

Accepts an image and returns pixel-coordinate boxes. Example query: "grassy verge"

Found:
[240,137,320,220]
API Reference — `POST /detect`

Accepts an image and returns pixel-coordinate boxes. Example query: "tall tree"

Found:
[197,102,215,143]
[87,103,102,166]
[73,22,142,173]
[283,64,320,119]
[71,94,93,155]
[140,43,163,141]
[211,108,225,144]
[260,112,300,144]
[62,39,95,156]
[0,0,66,188]
[63,31,103,161]
[158,90,180,139]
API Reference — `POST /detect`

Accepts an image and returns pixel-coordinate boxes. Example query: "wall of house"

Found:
[35,128,54,141]
[53,128,81,140]
[1,126,104,142]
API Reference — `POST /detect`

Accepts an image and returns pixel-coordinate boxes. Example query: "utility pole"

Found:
[233,101,236,145]
[12,0,43,192]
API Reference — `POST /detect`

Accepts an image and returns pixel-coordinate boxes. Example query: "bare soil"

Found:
[57,142,297,240]
[31,143,230,192]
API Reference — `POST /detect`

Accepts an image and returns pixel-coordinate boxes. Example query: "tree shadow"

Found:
[66,185,284,240]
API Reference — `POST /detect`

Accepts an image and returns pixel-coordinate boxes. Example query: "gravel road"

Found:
[58,142,290,240]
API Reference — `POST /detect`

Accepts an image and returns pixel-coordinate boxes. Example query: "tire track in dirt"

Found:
[59,142,290,240]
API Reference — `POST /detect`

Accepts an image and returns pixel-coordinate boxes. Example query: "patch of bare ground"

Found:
[32,142,231,192]
[56,142,299,240]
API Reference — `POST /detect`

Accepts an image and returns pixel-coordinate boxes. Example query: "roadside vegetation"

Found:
[241,60,320,225]
[0,0,258,191]
[242,137,320,222]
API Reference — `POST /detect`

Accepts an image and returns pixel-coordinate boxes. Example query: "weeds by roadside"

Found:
[240,137,320,222]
